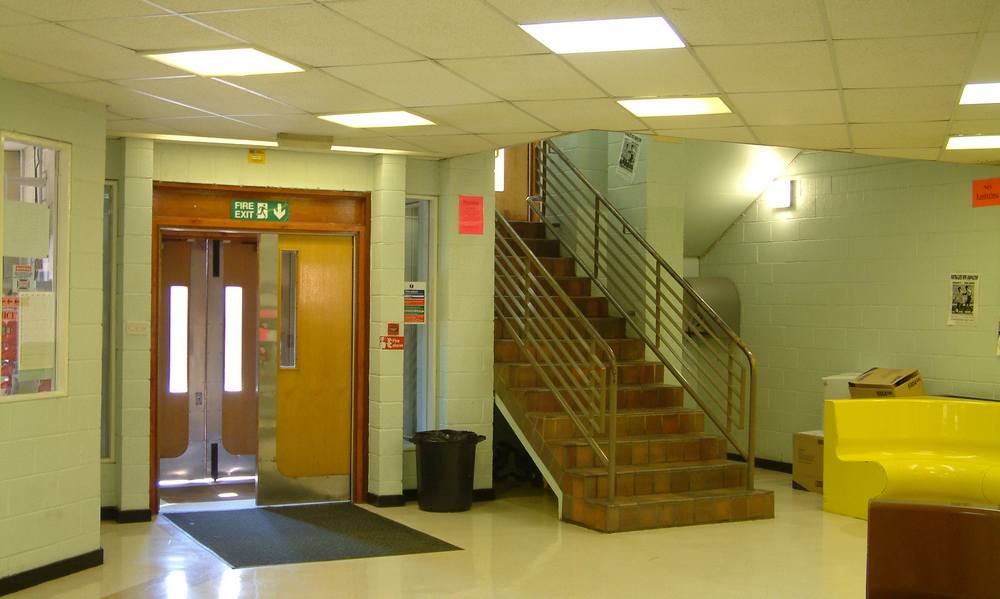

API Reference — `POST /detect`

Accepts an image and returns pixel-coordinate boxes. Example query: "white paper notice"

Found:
[18,291,54,370]
[3,201,50,259]
[948,273,979,325]
[616,133,642,183]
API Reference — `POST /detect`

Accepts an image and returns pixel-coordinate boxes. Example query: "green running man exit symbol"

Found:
[231,200,290,222]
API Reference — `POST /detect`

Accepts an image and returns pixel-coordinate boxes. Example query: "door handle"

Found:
[195,391,203,406]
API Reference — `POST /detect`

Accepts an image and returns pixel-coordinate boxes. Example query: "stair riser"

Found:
[497,362,663,387]
[496,275,591,297]
[515,386,683,412]
[551,437,726,469]
[505,221,546,239]
[566,492,774,532]
[529,411,704,440]
[495,318,626,340]
[504,238,560,257]
[565,464,746,499]
[493,337,644,364]
[493,294,609,318]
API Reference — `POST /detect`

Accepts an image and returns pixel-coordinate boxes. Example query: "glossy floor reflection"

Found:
[10,470,867,598]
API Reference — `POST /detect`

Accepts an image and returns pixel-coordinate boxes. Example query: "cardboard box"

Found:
[848,367,924,398]
[792,430,823,493]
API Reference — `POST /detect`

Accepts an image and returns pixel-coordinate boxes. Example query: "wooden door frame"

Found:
[149,182,371,512]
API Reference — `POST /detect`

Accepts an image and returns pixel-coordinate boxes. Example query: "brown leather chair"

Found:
[867,499,1000,599]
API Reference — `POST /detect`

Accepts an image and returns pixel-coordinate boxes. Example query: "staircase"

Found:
[493,141,773,533]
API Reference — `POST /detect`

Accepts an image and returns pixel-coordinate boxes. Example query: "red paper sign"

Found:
[973,178,1000,207]
[458,195,484,235]
[387,322,400,335]
[379,335,405,350]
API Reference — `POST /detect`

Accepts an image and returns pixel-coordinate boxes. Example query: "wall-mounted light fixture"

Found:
[764,179,794,210]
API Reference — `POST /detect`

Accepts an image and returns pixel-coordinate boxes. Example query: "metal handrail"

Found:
[533,140,759,489]
[494,212,620,502]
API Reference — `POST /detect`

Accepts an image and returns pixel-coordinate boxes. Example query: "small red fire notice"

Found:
[379,335,405,350]
[458,195,484,235]
[973,177,1000,207]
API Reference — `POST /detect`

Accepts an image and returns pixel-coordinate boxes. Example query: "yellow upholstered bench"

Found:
[823,397,1000,520]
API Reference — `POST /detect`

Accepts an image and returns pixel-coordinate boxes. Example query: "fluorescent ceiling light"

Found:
[126,133,279,147]
[330,145,419,155]
[946,135,1000,150]
[618,97,730,117]
[960,83,1000,105]
[318,111,434,128]
[520,17,684,54]
[145,48,302,77]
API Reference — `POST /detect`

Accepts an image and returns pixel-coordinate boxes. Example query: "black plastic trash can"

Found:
[409,429,486,512]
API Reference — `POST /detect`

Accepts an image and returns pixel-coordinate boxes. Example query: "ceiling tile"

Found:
[843,86,960,123]
[237,114,386,138]
[156,0,312,11]
[654,126,756,144]
[514,98,646,131]
[63,15,236,52]
[482,131,558,147]
[418,103,550,133]
[835,35,977,88]
[564,49,717,97]
[728,90,843,125]
[949,119,1000,134]
[220,70,397,114]
[326,0,546,59]
[0,0,166,20]
[42,81,207,118]
[193,5,421,67]
[855,148,941,161]
[485,0,657,23]
[825,0,991,39]
[352,123,469,137]
[0,23,182,80]
[968,32,1000,82]
[639,113,744,130]
[656,0,826,45]
[694,42,836,92]
[106,118,187,135]
[850,121,949,148]
[751,124,851,149]
[323,61,498,107]
[953,104,1000,121]
[0,51,91,83]
[120,77,303,116]
[440,55,604,101]
[147,116,275,139]
[393,134,496,155]
[0,6,39,25]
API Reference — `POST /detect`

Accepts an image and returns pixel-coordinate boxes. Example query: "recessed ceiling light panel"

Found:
[618,97,731,117]
[145,48,303,77]
[318,111,434,128]
[960,83,1000,105]
[109,133,279,147]
[330,145,420,155]
[520,17,684,54]
[946,135,1000,150]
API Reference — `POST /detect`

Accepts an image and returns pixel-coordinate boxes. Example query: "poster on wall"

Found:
[948,273,979,325]
[616,133,642,183]
[458,195,484,235]
[404,282,426,324]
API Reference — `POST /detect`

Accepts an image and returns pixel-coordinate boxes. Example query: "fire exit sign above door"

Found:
[231,200,289,222]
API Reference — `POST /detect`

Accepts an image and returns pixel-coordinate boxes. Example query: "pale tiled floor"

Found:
[11,470,867,598]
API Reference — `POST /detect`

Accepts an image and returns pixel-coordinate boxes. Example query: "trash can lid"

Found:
[408,429,486,444]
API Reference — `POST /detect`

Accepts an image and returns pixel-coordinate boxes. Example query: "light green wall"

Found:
[0,78,106,579]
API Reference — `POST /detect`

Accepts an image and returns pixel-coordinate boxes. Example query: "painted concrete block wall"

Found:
[436,152,495,490]
[369,155,406,497]
[0,78,106,577]
[701,152,1000,462]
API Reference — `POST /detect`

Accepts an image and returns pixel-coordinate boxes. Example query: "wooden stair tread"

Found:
[526,406,700,419]
[586,487,773,508]
[565,458,741,477]
[545,432,719,447]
